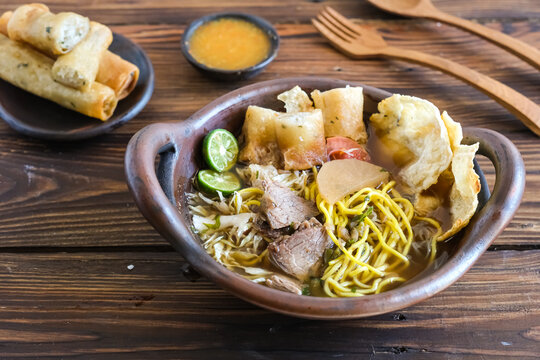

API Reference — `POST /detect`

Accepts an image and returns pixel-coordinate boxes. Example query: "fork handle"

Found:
[427,10,540,71]
[381,46,540,136]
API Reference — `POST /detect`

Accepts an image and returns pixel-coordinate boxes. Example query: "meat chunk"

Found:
[260,181,318,229]
[268,218,332,281]
[253,216,288,240]
[265,274,303,295]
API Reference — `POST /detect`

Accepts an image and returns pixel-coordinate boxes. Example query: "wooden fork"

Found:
[312,7,540,136]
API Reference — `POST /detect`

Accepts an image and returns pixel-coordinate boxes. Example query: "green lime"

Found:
[202,129,239,172]
[197,170,241,195]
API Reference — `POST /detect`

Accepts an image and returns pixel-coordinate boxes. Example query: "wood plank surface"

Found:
[0,0,539,358]
[0,250,537,359]
[2,0,540,24]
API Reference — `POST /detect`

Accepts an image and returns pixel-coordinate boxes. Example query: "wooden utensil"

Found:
[312,7,540,136]
[366,0,540,71]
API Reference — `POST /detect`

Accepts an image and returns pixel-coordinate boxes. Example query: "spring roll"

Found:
[0,34,117,121]
[1,10,139,99]
[52,21,113,90]
[96,51,139,100]
[7,3,90,56]
[0,11,11,35]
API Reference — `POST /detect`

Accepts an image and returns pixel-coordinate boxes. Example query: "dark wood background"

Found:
[0,0,538,358]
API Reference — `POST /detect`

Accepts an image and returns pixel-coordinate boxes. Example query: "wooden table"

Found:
[0,0,538,358]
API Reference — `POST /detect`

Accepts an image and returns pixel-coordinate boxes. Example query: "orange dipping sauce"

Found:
[188,18,272,71]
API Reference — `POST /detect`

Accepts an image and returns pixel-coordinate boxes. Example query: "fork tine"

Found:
[324,6,362,36]
[319,8,359,40]
[312,18,353,53]
[315,14,354,42]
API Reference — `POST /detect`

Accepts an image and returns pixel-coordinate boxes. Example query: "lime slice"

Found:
[202,129,239,172]
[197,170,241,195]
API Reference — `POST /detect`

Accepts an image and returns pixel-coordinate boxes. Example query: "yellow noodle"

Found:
[415,216,443,262]
[242,200,261,207]
[190,164,442,297]
[312,180,441,297]
[238,187,264,196]
[375,277,406,294]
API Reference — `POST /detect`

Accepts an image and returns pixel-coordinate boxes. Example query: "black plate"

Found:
[0,33,154,141]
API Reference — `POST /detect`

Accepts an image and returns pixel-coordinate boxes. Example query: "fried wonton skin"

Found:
[274,109,326,170]
[311,86,367,144]
[441,110,463,153]
[238,105,281,167]
[369,94,453,193]
[277,86,313,113]
[413,112,480,240]
[439,143,481,240]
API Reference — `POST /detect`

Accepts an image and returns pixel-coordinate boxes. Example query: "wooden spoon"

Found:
[366,0,540,70]
[313,7,540,136]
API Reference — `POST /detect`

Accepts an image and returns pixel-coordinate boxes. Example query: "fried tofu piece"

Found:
[274,109,326,170]
[238,105,282,167]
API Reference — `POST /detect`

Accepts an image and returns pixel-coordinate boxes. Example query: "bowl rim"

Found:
[180,12,280,75]
[125,77,525,319]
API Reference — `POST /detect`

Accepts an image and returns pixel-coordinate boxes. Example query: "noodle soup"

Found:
[186,85,480,297]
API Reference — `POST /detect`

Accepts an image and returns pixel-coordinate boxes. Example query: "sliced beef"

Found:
[265,274,303,295]
[260,180,318,229]
[268,218,332,281]
[253,216,287,240]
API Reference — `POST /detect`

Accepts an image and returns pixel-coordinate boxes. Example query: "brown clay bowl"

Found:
[124,77,525,319]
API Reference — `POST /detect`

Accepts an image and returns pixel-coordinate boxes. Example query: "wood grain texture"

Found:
[0,0,538,357]
[0,250,537,359]
[1,0,540,23]
[314,7,540,134]
[366,0,540,70]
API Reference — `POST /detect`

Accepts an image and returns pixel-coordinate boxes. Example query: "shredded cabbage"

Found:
[188,164,313,281]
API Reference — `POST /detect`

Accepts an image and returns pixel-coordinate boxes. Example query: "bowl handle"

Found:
[125,122,190,245]
[460,127,525,250]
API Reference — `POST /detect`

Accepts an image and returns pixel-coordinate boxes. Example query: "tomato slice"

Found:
[326,136,371,161]
[326,136,360,153]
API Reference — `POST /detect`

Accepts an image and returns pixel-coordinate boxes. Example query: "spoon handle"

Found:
[428,11,540,71]
[381,46,540,136]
